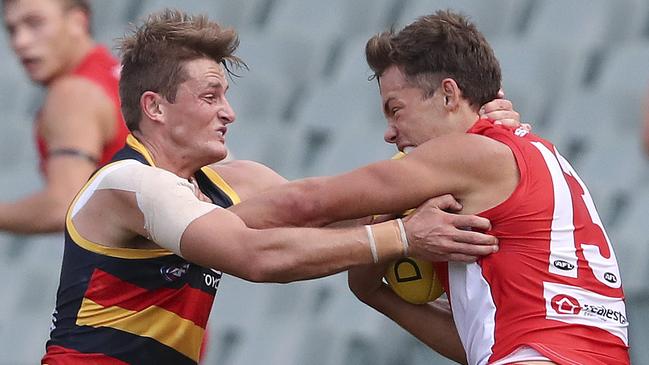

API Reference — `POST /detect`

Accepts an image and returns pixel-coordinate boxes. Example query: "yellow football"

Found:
[385,257,444,304]
[384,152,444,304]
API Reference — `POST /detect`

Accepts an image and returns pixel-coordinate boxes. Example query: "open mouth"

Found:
[21,57,40,71]
[215,127,227,138]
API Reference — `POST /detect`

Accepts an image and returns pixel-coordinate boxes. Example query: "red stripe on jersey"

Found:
[42,345,129,365]
[84,269,213,327]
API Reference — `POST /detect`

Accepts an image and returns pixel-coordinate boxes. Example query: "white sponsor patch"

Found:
[544,282,628,345]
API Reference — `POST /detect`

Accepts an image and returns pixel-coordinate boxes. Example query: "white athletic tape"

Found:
[365,225,379,263]
[396,218,409,256]
[96,161,218,256]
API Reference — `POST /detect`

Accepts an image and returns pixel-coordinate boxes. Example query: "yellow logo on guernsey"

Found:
[383,151,445,304]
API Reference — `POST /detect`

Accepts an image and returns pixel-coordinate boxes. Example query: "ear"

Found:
[66,8,90,37]
[141,91,165,123]
[440,78,462,111]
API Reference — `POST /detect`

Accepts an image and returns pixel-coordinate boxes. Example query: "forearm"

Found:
[0,190,69,233]
[244,226,382,282]
[183,220,405,283]
[230,177,335,229]
[362,286,467,364]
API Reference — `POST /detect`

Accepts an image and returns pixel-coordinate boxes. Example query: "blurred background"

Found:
[1,0,648,364]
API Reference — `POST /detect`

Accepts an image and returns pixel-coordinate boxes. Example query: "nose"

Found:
[11,26,32,53]
[384,124,397,144]
[219,97,236,125]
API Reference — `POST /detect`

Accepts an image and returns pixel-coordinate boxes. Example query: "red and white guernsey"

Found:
[437,119,630,365]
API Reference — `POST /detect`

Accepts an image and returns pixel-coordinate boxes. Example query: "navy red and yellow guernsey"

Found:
[42,135,240,365]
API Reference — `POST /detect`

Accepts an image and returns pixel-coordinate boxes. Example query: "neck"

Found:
[454,106,481,133]
[60,36,96,78]
[131,131,204,179]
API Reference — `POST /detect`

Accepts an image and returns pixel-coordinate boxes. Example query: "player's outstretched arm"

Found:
[230,133,512,261]
[85,163,493,283]
[0,77,112,233]
[182,195,495,282]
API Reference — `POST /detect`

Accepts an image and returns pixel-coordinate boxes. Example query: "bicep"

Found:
[209,160,288,202]
[181,208,254,274]
[307,155,464,222]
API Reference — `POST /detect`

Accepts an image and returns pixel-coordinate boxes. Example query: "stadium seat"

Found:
[328,33,381,85]
[490,37,595,129]
[287,76,388,175]
[626,297,649,364]
[235,30,330,103]
[313,119,396,176]
[227,71,294,122]
[396,0,531,38]
[264,0,396,44]
[90,0,140,47]
[608,186,649,297]
[224,116,307,179]
[302,274,408,365]
[137,0,271,31]
[525,0,637,44]
[590,41,649,96]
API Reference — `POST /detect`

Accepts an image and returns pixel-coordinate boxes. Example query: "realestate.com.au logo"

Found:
[551,294,627,325]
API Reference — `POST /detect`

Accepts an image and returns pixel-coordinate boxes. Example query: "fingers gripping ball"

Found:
[385,257,444,304]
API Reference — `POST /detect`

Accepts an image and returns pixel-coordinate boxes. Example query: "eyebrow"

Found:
[205,81,229,92]
[383,97,396,115]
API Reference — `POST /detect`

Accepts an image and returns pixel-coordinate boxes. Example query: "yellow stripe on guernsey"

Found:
[126,134,156,166]
[64,142,172,259]
[77,298,204,362]
[200,166,241,205]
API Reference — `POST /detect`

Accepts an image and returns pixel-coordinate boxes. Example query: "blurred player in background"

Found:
[1,0,128,233]
[231,10,630,365]
[41,10,508,364]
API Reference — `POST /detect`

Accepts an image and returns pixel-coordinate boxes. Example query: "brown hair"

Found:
[117,8,244,131]
[366,10,501,109]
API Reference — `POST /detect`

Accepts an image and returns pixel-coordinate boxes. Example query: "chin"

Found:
[207,146,228,164]
[31,70,56,86]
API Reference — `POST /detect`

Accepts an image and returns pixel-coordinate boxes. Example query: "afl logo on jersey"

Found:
[160,263,191,282]
[604,272,618,284]
[553,259,575,271]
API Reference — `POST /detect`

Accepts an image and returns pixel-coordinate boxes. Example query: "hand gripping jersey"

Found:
[435,119,629,365]
[36,46,129,172]
[41,135,239,365]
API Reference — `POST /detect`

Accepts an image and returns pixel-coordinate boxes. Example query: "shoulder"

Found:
[206,160,287,201]
[40,75,115,137]
[409,132,518,192]
[43,75,113,117]
[98,161,193,195]
[413,133,514,167]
